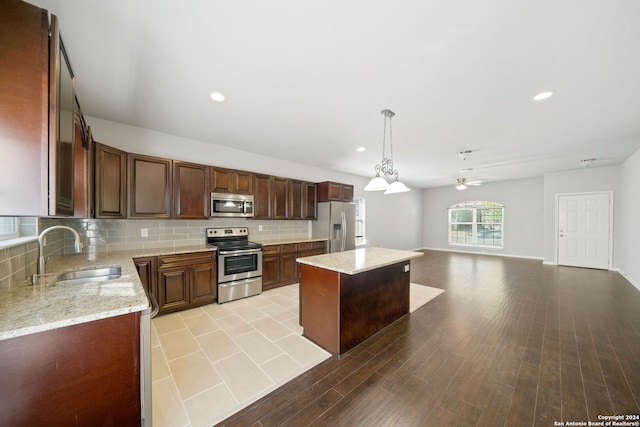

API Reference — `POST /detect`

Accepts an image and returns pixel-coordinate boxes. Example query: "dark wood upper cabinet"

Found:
[210,167,253,194]
[342,184,354,202]
[49,14,75,216]
[73,100,93,218]
[272,176,289,220]
[288,179,304,220]
[173,161,209,220]
[317,181,354,202]
[303,182,317,220]
[253,173,272,219]
[0,2,73,216]
[94,142,127,219]
[128,153,172,219]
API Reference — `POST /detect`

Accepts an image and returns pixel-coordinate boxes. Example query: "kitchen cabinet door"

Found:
[157,267,190,313]
[342,184,354,202]
[272,176,289,220]
[49,15,75,216]
[316,181,354,202]
[0,313,141,426]
[128,153,172,219]
[94,142,127,218]
[280,251,298,285]
[288,179,304,220]
[303,182,317,220]
[173,161,209,220]
[0,2,51,215]
[133,256,157,296]
[73,104,93,218]
[210,167,253,194]
[234,170,253,194]
[190,262,217,305]
[253,173,272,219]
[262,244,281,290]
[262,255,280,290]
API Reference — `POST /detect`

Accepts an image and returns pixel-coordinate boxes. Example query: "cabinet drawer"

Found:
[262,244,280,255]
[158,251,216,269]
[281,243,297,253]
[313,241,327,250]
[296,242,314,251]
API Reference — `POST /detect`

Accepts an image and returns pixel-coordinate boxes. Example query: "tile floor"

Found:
[150,283,444,427]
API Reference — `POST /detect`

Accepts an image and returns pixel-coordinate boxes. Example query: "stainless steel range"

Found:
[206,227,262,303]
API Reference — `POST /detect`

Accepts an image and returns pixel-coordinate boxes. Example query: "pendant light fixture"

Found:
[364,109,411,194]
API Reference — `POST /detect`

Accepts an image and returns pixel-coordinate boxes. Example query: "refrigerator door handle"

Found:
[341,211,346,252]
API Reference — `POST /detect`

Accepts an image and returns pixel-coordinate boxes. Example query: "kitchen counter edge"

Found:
[0,244,216,341]
[296,247,424,275]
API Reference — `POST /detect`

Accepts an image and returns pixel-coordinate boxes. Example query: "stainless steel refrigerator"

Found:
[312,201,356,253]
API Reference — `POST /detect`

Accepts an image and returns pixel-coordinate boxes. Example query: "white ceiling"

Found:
[32,0,640,189]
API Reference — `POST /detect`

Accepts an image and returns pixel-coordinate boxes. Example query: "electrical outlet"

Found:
[141,228,148,237]
[258,225,263,231]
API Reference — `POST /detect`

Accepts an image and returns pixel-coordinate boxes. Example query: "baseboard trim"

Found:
[618,269,640,292]
[420,247,543,261]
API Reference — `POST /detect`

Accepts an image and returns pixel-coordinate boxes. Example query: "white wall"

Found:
[86,116,423,250]
[618,148,640,290]
[542,166,620,265]
[422,177,544,259]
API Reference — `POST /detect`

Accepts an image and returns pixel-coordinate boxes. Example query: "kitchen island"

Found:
[296,247,423,356]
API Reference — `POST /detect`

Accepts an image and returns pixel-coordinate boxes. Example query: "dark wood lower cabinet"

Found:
[156,251,216,314]
[158,267,191,313]
[133,256,156,295]
[262,251,281,290]
[262,241,327,291]
[0,313,141,427]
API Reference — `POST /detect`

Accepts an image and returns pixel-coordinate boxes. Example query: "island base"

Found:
[299,261,410,356]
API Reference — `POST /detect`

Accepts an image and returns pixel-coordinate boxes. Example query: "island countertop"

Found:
[0,244,216,341]
[296,247,424,275]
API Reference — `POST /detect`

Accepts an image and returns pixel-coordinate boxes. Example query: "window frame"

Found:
[353,197,366,245]
[448,201,504,248]
[0,217,19,241]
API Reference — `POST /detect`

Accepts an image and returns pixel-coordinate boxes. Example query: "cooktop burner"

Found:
[205,227,262,251]
[209,241,262,251]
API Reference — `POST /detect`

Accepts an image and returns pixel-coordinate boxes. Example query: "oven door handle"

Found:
[218,248,262,256]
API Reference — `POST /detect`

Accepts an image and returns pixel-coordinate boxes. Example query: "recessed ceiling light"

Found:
[210,91,225,102]
[533,91,553,101]
[356,147,366,152]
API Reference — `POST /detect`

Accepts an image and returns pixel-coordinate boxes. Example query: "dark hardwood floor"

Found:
[215,250,640,426]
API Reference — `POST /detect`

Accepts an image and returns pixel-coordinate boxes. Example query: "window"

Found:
[354,197,366,245]
[448,201,503,247]
[0,217,19,241]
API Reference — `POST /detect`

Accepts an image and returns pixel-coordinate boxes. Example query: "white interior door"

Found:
[558,193,610,269]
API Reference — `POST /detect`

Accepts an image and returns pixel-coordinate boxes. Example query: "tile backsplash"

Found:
[0,240,38,291]
[0,217,309,290]
[58,217,311,253]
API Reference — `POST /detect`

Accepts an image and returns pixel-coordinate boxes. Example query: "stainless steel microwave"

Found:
[210,193,254,218]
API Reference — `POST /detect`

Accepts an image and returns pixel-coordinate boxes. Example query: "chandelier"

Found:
[364,109,411,194]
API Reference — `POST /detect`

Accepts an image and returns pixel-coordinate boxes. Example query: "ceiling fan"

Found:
[455,177,482,190]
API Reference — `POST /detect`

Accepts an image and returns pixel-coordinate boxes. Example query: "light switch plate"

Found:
[141,228,148,237]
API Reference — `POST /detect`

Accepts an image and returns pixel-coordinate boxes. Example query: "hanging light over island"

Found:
[364,109,411,194]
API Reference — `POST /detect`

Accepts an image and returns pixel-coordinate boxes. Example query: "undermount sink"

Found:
[55,266,122,285]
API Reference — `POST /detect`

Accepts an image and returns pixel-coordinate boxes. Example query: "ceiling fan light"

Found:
[533,91,553,101]
[455,183,468,191]
[364,176,389,191]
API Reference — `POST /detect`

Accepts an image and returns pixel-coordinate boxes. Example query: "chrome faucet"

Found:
[33,225,83,283]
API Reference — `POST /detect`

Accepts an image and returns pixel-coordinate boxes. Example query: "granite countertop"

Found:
[0,244,216,341]
[296,247,424,275]
[253,237,328,246]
